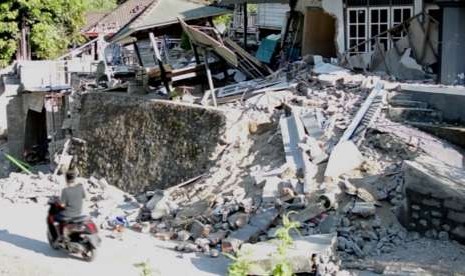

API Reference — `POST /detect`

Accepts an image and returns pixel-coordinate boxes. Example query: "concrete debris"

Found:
[324,141,363,181]
[238,233,337,275]
[350,202,377,217]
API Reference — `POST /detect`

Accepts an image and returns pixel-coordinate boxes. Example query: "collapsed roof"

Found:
[109,0,230,43]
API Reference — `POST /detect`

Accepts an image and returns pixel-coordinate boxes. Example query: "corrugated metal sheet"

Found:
[257,3,289,29]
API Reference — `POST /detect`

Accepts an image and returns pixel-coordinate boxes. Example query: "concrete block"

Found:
[403,156,465,202]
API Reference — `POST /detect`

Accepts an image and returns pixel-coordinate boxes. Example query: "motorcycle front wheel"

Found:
[47,231,59,250]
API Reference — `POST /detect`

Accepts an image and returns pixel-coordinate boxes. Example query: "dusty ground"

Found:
[0,200,229,276]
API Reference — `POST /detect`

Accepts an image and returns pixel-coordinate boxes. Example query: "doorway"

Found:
[302,8,337,58]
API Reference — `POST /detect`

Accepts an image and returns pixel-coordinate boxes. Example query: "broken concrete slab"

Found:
[145,190,171,220]
[238,234,336,275]
[324,141,363,180]
[294,203,327,223]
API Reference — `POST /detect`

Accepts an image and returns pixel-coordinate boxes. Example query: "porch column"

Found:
[243,2,248,49]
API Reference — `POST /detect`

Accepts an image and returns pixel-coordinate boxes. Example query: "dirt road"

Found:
[0,201,228,276]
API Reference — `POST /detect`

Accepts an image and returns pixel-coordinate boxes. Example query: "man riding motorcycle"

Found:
[50,168,86,243]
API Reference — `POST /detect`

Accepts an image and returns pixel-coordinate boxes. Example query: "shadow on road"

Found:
[0,229,65,258]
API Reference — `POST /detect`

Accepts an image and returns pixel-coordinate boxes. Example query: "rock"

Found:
[176,230,191,241]
[319,214,339,234]
[222,208,278,253]
[207,230,228,245]
[345,239,364,257]
[337,236,349,250]
[228,212,250,229]
[175,242,200,253]
[267,227,279,239]
[190,220,212,239]
[438,231,449,241]
[195,238,211,252]
[341,217,351,228]
[294,203,327,223]
[154,231,173,241]
[351,202,376,217]
[209,248,220,258]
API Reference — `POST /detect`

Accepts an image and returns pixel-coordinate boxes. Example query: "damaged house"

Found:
[224,0,464,84]
[1,0,465,274]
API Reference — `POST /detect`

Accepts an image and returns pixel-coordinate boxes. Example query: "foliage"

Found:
[247,4,258,13]
[134,260,154,276]
[84,0,117,12]
[180,32,192,51]
[0,0,86,66]
[271,212,301,276]
[213,14,232,28]
[224,251,255,276]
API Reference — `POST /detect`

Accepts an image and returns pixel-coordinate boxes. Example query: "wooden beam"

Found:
[133,42,143,66]
[201,51,217,107]
[149,32,172,94]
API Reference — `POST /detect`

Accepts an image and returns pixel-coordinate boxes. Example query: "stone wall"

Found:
[401,155,465,243]
[76,93,226,194]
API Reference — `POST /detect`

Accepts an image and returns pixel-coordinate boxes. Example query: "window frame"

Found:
[346,4,414,53]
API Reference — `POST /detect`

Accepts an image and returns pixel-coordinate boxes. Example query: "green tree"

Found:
[84,0,117,12]
[0,0,86,67]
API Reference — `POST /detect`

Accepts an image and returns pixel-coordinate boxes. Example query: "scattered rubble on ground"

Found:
[2,56,465,275]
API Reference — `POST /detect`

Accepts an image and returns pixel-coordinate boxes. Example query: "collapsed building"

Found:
[1,0,465,275]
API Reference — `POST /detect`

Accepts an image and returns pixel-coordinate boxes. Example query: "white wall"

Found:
[414,0,423,14]
[297,0,345,54]
[257,3,289,29]
[322,0,345,54]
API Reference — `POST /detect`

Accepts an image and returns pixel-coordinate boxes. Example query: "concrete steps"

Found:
[389,99,429,109]
[388,107,443,123]
[408,122,465,148]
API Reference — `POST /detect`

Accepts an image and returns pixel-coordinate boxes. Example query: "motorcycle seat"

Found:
[63,215,89,223]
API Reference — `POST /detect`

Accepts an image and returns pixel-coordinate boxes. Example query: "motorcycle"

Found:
[46,196,101,262]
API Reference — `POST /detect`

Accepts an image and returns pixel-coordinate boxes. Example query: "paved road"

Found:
[0,201,228,276]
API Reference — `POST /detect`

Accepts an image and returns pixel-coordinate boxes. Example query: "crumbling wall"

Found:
[401,156,465,243]
[76,93,226,194]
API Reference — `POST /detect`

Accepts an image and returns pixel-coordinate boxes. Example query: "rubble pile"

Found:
[1,57,465,275]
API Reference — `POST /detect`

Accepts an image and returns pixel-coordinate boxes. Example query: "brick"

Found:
[444,199,465,211]
[431,219,441,227]
[447,211,465,224]
[431,211,443,218]
[422,199,441,208]
[411,205,421,211]
[419,219,428,227]
[411,212,420,219]
[442,224,451,232]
